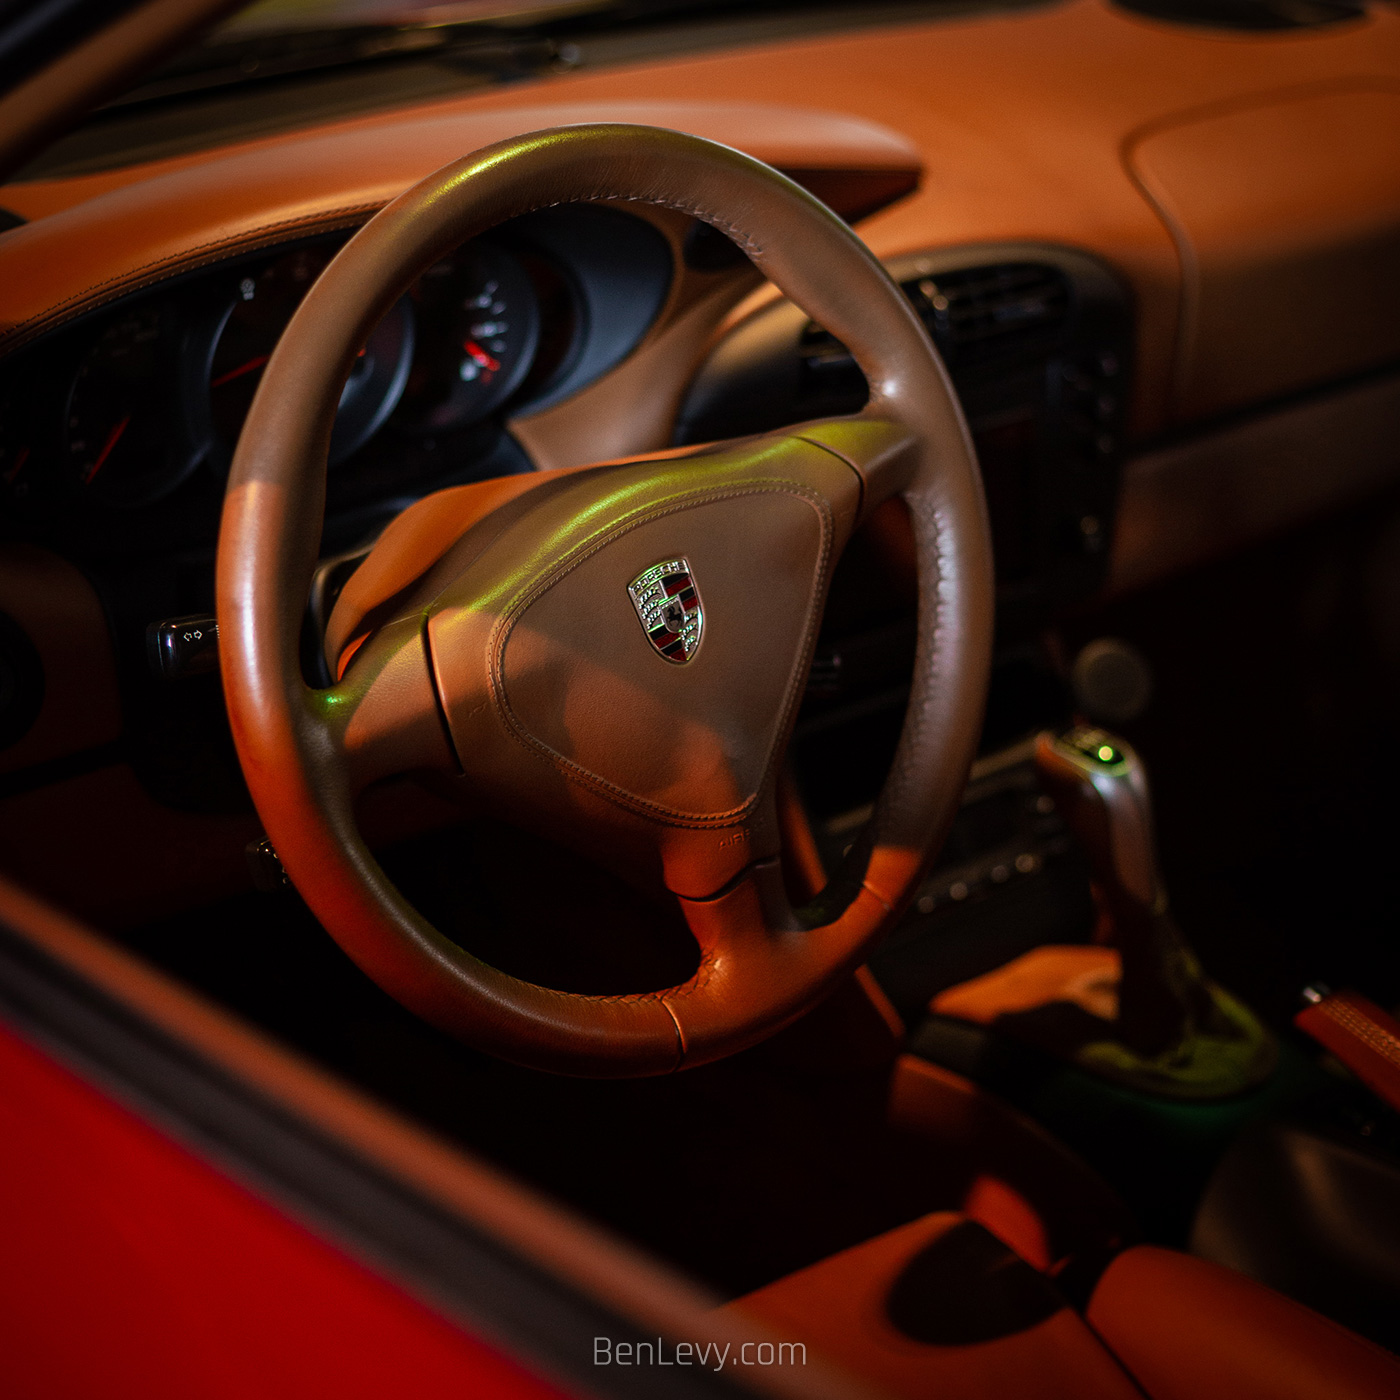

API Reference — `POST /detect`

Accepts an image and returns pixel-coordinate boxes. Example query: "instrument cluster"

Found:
[0,205,673,557]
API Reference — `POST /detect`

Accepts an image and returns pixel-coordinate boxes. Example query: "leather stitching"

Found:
[871,490,947,846]
[524,191,763,258]
[497,945,717,1014]
[0,202,383,356]
[1327,998,1400,1065]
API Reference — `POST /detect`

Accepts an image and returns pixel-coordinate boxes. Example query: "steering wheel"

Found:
[216,124,993,1078]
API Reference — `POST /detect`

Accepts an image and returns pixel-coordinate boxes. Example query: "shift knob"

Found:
[1033,726,1166,917]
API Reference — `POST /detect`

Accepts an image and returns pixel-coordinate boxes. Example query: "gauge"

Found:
[63,304,195,507]
[397,242,540,432]
[208,246,414,466]
[0,376,42,506]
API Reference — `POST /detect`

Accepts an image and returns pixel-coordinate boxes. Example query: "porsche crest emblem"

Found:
[628,558,704,664]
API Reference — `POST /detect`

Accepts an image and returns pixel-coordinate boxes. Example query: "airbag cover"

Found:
[496,486,829,821]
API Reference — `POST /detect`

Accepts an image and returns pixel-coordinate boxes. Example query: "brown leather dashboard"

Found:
[4,0,1400,436]
[0,101,919,354]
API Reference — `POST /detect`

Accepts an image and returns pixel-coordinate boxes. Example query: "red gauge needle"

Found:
[463,340,501,373]
[84,415,130,485]
[210,352,271,389]
[3,445,29,485]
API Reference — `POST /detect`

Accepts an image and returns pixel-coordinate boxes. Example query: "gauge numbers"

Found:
[400,243,539,432]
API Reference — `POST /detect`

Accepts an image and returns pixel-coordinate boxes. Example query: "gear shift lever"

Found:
[1036,727,1198,1053]
[1032,725,1275,1088]
[1034,728,1163,912]
[929,723,1275,1096]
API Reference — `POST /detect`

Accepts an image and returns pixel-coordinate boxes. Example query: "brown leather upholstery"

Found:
[216,124,993,1076]
[1128,85,1400,425]
[1087,1245,1400,1400]
[931,946,1121,1026]
[727,1215,1400,1400]
[725,1212,1142,1400]
[1295,990,1400,1116]
[887,1056,1134,1276]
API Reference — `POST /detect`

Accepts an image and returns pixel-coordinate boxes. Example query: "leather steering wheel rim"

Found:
[216,124,994,1078]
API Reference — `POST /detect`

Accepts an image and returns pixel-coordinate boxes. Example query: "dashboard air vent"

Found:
[904,263,1070,368]
[801,261,1071,378]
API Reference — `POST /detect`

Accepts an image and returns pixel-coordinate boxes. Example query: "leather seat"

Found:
[1086,1244,1400,1400]
[723,1212,1400,1400]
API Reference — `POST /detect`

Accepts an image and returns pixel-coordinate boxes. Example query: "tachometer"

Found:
[208,246,414,465]
[396,242,540,432]
[63,304,195,506]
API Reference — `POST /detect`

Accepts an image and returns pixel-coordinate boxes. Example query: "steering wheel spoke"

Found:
[677,857,796,955]
[789,413,922,520]
[669,857,896,1067]
[317,614,457,793]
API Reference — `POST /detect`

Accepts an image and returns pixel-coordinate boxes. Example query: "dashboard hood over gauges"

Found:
[0,100,923,356]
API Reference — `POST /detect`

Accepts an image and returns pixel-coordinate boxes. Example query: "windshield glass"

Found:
[220,0,620,35]
[13,0,1043,182]
[210,0,1024,40]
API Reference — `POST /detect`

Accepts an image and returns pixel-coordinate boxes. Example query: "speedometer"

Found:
[207,246,414,466]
